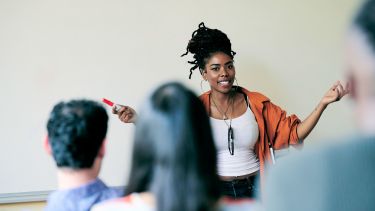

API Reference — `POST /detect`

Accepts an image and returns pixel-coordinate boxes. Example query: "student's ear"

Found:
[201,69,207,81]
[44,135,52,155]
[98,140,106,159]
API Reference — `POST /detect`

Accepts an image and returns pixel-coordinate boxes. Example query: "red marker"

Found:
[102,98,122,111]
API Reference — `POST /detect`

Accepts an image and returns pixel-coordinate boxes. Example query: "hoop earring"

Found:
[234,78,239,91]
[200,80,209,93]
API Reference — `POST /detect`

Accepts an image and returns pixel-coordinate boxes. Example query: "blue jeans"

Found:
[220,175,258,199]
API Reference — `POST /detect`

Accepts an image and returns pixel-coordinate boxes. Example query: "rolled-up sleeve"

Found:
[263,101,301,150]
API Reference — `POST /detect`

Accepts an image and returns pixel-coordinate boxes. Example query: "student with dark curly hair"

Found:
[93,82,255,211]
[44,99,122,211]
[114,23,349,198]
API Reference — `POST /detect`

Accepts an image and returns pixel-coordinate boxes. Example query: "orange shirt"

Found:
[199,86,301,181]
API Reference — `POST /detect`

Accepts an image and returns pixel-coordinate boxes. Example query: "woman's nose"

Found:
[220,67,229,76]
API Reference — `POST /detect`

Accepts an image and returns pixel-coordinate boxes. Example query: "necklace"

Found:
[211,94,235,155]
[211,93,234,120]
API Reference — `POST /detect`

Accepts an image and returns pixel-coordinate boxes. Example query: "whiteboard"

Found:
[0,0,360,199]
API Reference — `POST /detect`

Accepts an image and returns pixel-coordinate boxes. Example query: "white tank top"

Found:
[210,106,260,176]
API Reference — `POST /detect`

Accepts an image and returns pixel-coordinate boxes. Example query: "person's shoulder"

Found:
[102,186,124,198]
[296,135,375,161]
[328,135,375,161]
[198,90,210,99]
[338,134,375,148]
[45,189,77,211]
[83,179,123,201]
[262,136,375,210]
[265,134,375,186]
[91,196,133,211]
[238,87,270,103]
[218,197,257,210]
[91,193,154,211]
[46,179,122,211]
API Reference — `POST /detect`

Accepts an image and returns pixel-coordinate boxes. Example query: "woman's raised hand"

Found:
[320,81,350,107]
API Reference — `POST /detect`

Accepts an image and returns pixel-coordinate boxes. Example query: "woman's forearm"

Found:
[297,102,327,140]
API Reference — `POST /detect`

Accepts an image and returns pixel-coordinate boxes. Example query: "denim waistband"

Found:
[220,174,257,185]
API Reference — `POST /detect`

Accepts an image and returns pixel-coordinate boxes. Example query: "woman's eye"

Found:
[228,64,234,69]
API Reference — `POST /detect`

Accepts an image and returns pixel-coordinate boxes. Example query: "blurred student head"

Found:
[125,82,221,211]
[347,0,375,135]
[46,99,108,170]
[260,2,375,211]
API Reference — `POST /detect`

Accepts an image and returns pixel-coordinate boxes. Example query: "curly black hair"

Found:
[181,22,236,79]
[47,99,108,169]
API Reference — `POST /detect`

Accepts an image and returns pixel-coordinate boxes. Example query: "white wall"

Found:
[0,0,361,194]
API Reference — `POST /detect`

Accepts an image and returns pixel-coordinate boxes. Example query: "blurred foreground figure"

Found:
[93,82,255,211]
[261,1,375,211]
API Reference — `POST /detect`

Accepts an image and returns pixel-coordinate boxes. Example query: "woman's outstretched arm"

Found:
[297,81,350,140]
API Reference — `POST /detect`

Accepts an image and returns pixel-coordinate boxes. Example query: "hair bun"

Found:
[182,22,236,79]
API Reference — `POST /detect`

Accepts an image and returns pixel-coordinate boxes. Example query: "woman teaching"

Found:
[114,22,349,198]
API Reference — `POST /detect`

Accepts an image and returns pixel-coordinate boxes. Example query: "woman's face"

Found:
[202,51,236,94]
